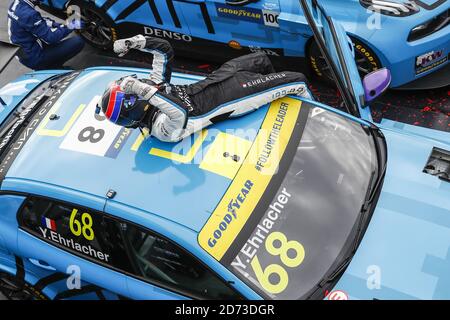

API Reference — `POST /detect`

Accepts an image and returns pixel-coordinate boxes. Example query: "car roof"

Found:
[3,67,267,232]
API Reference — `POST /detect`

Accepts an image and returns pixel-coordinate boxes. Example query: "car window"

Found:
[19,196,133,272]
[122,222,241,299]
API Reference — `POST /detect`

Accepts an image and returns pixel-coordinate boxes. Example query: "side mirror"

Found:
[363,68,391,103]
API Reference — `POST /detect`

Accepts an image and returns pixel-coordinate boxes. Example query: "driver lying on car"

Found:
[100,35,313,142]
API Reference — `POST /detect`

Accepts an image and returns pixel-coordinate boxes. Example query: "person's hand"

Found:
[66,19,85,30]
[119,76,156,99]
[113,35,146,57]
[44,18,54,27]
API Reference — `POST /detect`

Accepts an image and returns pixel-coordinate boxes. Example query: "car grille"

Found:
[408,9,450,42]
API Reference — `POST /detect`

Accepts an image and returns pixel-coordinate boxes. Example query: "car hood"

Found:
[3,67,268,232]
[0,71,65,125]
[333,126,450,300]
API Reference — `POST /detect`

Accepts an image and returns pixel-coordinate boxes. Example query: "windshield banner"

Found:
[0,72,80,184]
[198,97,302,261]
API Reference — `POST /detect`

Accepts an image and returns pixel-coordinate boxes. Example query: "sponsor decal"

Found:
[216,3,263,23]
[207,180,254,249]
[173,86,194,112]
[415,49,447,75]
[215,4,279,27]
[38,226,110,262]
[242,73,286,88]
[198,97,302,261]
[37,208,110,263]
[143,26,192,42]
[105,128,132,158]
[41,217,57,231]
[255,103,289,173]
[261,9,279,28]
[353,42,380,70]
[231,187,292,272]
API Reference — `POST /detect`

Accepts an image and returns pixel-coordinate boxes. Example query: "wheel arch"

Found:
[345,32,388,70]
[0,256,52,300]
[65,0,115,23]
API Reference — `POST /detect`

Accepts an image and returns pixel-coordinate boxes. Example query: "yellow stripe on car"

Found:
[198,97,302,261]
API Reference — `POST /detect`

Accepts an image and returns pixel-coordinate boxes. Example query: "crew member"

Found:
[100,35,312,142]
[7,0,85,70]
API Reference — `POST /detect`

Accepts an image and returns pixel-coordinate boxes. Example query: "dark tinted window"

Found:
[20,197,132,272]
[123,223,240,299]
[227,105,377,299]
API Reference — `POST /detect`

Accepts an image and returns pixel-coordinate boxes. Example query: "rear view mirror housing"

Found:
[363,68,391,103]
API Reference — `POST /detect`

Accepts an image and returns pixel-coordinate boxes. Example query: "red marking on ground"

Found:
[198,64,211,69]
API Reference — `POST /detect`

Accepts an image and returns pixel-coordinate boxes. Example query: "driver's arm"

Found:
[140,37,174,85]
[114,35,174,84]
[120,77,187,142]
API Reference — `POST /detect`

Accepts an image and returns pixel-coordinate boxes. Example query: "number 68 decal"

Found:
[251,232,305,294]
[69,209,95,241]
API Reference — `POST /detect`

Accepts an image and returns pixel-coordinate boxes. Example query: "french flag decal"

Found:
[41,217,56,231]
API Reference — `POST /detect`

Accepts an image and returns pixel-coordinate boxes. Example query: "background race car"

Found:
[40,0,450,88]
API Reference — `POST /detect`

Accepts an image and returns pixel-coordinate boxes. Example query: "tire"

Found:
[308,37,381,84]
[0,272,48,300]
[68,0,118,50]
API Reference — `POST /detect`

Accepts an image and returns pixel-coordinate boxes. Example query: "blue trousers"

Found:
[24,35,85,70]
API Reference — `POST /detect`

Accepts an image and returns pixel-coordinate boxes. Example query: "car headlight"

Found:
[360,0,420,17]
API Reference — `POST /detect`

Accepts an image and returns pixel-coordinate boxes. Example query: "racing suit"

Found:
[118,36,312,142]
[7,0,84,69]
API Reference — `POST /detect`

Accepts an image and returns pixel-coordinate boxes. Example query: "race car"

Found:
[0,0,449,300]
[39,0,450,88]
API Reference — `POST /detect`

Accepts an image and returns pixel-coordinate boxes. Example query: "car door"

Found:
[16,195,131,299]
[301,0,373,120]
[277,0,313,58]
[181,0,284,57]
[108,1,192,44]
[118,219,244,300]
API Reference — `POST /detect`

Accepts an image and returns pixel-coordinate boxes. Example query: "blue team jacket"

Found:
[7,0,72,66]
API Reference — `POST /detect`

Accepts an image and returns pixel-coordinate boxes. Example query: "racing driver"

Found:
[100,35,312,142]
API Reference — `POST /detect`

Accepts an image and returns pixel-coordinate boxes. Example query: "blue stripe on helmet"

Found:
[110,91,124,123]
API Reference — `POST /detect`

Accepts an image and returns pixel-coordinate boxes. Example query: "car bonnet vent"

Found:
[423,147,450,182]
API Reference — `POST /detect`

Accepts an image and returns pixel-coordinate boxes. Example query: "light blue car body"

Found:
[0,0,449,300]
[40,0,449,87]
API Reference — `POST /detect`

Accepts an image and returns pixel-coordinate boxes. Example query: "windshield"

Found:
[300,0,367,117]
[230,103,376,299]
[198,99,378,299]
[0,72,79,183]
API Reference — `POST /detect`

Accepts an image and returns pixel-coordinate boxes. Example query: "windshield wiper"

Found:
[306,173,376,299]
[305,127,387,299]
[319,170,376,283]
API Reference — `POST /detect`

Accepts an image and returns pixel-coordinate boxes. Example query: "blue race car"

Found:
[39,0,450,88]
[0,0,449,300]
